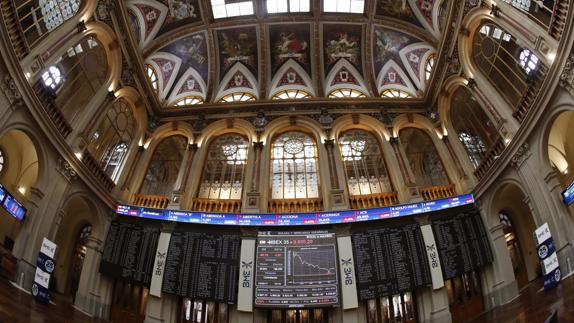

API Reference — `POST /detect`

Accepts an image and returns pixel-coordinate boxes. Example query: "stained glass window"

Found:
[219,92,256,102]
[146,65,159,93]
[140,136,188,196]
[88,100,137,182]
[41,66,63,90]
[271,132,319,199]
[323,0,364,13]
[272,90,312,100]
[458,132,487,169]
[339,130,392,196]
[425,55,435,81]
[380,89,413,98]
[0,148,5,174]
[519,49,540,74]
[328,89,367,98]
[198,135,249,200]
[211,0,254,19]
[174,96,204,106]
[39,0,81,31]
[400,128,450,187]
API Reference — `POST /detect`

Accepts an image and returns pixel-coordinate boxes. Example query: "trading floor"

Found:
[0,274,570,323]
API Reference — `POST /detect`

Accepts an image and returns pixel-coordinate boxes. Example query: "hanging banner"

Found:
[421,225,445,290]
[33,238,57,304]
[150,232,171,297]
[534,223,561,291]
[237,239,255,312]
[337,236,358,309]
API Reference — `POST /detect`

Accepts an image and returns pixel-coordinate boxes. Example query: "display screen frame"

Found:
[562,180,574,206]
[116,194,475,227]
[254,231,340,309]
[0,183,26,221]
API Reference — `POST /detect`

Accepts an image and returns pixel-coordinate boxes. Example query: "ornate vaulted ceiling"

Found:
[114,0,453,117]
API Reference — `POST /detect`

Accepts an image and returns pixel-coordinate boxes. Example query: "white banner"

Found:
[237,239,255,312]
[34,267,51,289]
[337,236,358,309]
[543,252,560,274]
[40,238,57,259]
[150,232,171,297]
[534,222,552,245]
[421,225,445,290]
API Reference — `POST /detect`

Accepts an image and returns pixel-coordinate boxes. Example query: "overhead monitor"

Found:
[562,180,574,206]
[0,183,26,221]
[254,231,339,308]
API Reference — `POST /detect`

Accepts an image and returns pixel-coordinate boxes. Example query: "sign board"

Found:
[534,223,561,291]
[561,180,574,206]
[33,238,57,304]
[237,239,255,312]
[337,236,358,310]
[149,232,171,297]
[421,225,445,290]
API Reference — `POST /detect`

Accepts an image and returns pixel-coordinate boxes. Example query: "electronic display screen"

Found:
[254,231,339,308]
[116,194,475,226]
[562,180,574,206]
[0,183,26,221]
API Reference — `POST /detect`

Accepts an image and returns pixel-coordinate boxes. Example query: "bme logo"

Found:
[242,261,252,288]
[341,258,353,285]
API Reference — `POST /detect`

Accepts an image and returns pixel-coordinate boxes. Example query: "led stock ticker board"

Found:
[116,194,475,226]
[254,231,339,308]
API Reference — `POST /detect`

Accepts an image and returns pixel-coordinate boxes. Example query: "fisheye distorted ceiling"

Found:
[121,0,449,110]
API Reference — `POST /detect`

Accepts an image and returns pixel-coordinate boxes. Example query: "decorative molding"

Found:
[559,53,574,90]
[57,157,77,181]
[0,75,22,106]
[510,143,531,169]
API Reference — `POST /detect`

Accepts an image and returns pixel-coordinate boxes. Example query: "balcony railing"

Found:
[473,137,506,180]
[549,0,569,40]
[191,198,241,213]
[0,0,29,59]
[81,151,115,192]
[418,185,456,201]
[513,64,548,123]
[268,198,323,213]
[32,81,72,138]
[349,192,399,209]
[132,194,170,209]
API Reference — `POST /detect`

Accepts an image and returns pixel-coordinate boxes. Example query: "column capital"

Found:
[323,139,335,148]
[389,137,400,144]
[188,143,198,152]
[253,141,264,150]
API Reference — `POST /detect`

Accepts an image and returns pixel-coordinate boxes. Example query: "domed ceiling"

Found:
[110,0,463,118]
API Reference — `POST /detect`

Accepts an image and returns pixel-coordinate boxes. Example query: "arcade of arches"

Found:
[0,0,573,322]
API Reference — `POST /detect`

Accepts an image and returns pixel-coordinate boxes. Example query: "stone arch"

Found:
[538,105,574,186]
[487,179,540,286]
[52,191,106,297]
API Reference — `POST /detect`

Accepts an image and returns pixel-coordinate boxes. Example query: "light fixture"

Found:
[74,152,83,159]
[17,186,26,195]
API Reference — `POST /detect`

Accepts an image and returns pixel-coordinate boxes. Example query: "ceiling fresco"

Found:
[123,0,446,107]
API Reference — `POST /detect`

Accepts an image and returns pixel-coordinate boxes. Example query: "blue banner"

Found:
[36,252,56,274]
[31,282,51,304]
[534,223,560,291]
[117,194,475,226]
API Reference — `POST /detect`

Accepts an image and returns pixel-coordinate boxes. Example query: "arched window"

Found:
[425,55,435,81]
[146,65,159,94]
[272,90,312,100]
[399,128,450,187]
[271,132,319,199]
[42,36,108,123]
[41,66,63,90]
[328,89,367,98]
[87,99,137,183]
[323,0,364,13]
[338,130,392,196]
[380,89,413,99]
[449,87,500,169]
[18,0,82,49]
[140,136,188,196]
[197,135,249,200]
[219,92,256,103]
[519,49,540,74]
[174,96,204,106]
[473,22,541,107]
[0,147,5,175]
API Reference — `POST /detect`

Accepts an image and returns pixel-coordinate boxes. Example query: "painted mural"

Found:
[323,24,363,75]
[217,26,259,81]
[373,26,418,73]
[269,24,311,75]
[160,32,209,82]
[158,0,202,35]
[376,0,423,28]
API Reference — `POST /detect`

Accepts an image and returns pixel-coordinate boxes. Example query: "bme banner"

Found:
[32,238,57,304]
[534,223,561,291]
